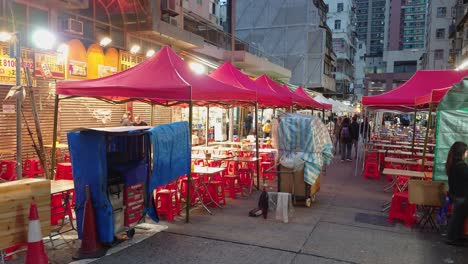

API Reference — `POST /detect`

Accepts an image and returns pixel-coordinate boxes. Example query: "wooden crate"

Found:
[0,179,51,250]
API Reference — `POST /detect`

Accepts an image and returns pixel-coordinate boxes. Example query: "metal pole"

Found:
[322,108,325,122]
[255,103,260,190]
[411,109,417,153]
[205,106,209,146]
[14,33,22,179]
[229,108,234,141]
[150,104,154,126]
[186,100,193,223]
[421,104,433,171]
[51,94,59,178]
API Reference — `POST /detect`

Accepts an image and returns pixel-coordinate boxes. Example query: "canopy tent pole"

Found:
[354,107,367,178]
[150,104,154,126]
[420,104,433,171]
[205,106,210,146]
[229,108,234,141]
[255,102,260,190]
[186,99,193,223]
[411,109,417,153]
[51,94,60,179]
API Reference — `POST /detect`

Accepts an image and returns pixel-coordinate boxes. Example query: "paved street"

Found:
[92,156,468,264]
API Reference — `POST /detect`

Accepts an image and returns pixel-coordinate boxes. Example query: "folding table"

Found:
[49,180,75,246]
[191,166,226,214]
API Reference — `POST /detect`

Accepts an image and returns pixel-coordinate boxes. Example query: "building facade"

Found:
[448,0,468,69]
[356,0,386,56]
[0,0,290,160]
[354,40,366,98]
[235,0,336,92]
[364,0,431,94]
[325,0,357,99]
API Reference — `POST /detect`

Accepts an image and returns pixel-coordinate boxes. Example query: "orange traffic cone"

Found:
[25,200,48,264]
[73,185,107,260]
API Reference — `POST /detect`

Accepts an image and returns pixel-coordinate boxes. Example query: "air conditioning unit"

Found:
[64,18,83,35]
[161,0,179,17]
[169,17,178,27]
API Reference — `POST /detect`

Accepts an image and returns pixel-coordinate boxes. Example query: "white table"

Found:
[191,166,226,214]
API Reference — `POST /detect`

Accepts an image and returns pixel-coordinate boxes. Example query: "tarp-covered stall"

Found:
[433,78,468,181]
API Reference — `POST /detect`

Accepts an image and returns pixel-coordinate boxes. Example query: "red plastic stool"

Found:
[206,180,226,206]
[56,162,73,180]
[0,160,16,181]
[238,168,253,190]
[261,162,276,180]
[223,174,242,199]
[387,192,416,227]
[23,158,44,178]
[155,189,179,221]
[363,154,379,180]
[51,193,66,225]
[180,176,200,205]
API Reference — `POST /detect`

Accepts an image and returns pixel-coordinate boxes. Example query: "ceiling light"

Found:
[189,62,206,75]
[130,45,140,54]
[32,29,55,50]
[100,37,112,47]
[146,49,155,57]
[0,32,12,42]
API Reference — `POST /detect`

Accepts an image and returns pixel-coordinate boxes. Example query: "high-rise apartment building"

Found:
[448,0,468,69]
[421,0,456,70]
[356,0,386,56]
[325,0,357,99]
[235,0,336,92]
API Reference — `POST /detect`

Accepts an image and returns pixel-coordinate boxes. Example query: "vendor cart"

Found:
[273,113,332,206]
[67,126,151,244]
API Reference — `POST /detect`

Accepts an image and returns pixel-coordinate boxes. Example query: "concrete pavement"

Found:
[92,156,468,264]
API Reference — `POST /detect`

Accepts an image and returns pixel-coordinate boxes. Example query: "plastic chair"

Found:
[0,160,16,181]
[206,180,226,206]
[363,153,379,180]
[23,158,44,178]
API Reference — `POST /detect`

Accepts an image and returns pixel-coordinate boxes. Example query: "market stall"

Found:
[55,46,257,228]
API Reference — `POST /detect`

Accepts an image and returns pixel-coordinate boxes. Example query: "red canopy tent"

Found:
[294,86,332,110]
[254,75,292,108]
[54,46,258,223]
[209,62,283,108]
[414,87,451,108]
[57,46,256,106]
[280,85,312,109]
[362,70,468,110]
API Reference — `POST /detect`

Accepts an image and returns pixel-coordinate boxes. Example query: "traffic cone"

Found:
[25,200,48,264]
[73,185,107,260]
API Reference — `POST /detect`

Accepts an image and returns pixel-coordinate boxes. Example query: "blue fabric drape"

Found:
[146,121,190,221]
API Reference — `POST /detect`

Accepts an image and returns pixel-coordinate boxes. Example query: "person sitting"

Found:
[133,115,148,126]
[120,112,132,126]
[262,120,272,138]
[446,141,468,246]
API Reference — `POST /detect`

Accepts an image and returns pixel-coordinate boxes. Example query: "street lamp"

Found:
[32,29,55,50]
[456,59,468,71]
[189,62,206,75]
[99,37,112,47]
[146,49,155,57]
[130,45,140,54]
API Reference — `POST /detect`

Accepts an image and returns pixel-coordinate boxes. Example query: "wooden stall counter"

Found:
[0,179,51,250]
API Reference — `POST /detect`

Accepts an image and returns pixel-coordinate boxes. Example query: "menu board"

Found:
[98,64,117,78]
[68,60,87,77]
[0,44,34,85]
[120,50,144,71]
[34,52,65,79]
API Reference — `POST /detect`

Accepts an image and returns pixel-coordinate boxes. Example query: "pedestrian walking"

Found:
[333,116,342,155]
[244,111,253,137]
[339,117,352,162]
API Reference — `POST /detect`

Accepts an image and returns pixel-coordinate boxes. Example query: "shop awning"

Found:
[362,70,468,110]
[56,46,256,106]
[415,87,451,108]
[255,75,292,107]
[294,86,332,110]
[209,62,282,108]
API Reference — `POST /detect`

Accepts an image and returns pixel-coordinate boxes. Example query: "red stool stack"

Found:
[55,162,73,180]
[206,180,226,206]
[50,193,66,225]
[363,152,379,180]
[238,168,253,191]
[223,161,242,199]
[0,160,16,181]
[387,192,416,226]
[23,158,44,178]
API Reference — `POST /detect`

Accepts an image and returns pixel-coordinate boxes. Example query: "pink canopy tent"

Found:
[254,75,292,107]
[362,70,468,110]
[414,87,451,108]
[57,46,256,106]
[209,62,283,108]
[294,86,332,110]
[281,85,312,109]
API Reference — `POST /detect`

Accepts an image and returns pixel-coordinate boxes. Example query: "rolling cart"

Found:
[67,127,151,244]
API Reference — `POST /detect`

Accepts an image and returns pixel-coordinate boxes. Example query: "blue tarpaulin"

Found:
[146,121,190,221]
